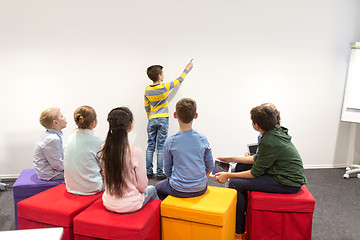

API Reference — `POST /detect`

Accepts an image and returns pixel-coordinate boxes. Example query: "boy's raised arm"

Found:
[168,59,194,91]
[185,59,193,72]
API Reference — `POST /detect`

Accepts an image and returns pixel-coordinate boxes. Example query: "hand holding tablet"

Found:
[210,159,231,177]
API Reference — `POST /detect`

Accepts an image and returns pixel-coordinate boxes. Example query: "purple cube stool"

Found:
[13,168,64,229]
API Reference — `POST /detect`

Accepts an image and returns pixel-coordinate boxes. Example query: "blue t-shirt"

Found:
[164,129,214,193]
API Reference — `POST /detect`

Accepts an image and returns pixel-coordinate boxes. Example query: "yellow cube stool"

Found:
[160,186,237,240]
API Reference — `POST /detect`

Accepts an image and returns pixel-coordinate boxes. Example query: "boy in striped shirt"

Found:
[144,59,193,180]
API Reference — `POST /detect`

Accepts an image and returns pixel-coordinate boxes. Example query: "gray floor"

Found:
[1,168,359,239]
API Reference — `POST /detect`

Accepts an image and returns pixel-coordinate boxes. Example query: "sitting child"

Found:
[64,106,104,195]
[215,105,306,240]
[33,107,67,181]
[218,102,281,173]
[100,107,157,213]
[156,98,214,200]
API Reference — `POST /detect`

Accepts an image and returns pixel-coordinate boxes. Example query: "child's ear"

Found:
[128,123,133,132]
[91,119,97,128]
[194,113,198,119]
[173,112,177,119]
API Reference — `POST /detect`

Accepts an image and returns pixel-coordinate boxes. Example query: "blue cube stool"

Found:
[13,168,64,229]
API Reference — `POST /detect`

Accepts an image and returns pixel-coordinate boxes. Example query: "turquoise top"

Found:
[64,129,104,195]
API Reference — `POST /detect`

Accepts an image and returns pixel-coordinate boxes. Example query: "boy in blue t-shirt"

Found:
[155,98,214,200]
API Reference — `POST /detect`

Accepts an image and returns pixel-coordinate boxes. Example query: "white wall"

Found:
[1,0,359,176]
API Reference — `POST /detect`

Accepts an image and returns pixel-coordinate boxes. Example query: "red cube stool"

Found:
[17,184,102,240]
[246,185,315,240]
[73,198,161,240]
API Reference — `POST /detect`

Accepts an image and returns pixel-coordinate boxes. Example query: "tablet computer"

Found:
[247,143,258,156]
[210,159,231,177]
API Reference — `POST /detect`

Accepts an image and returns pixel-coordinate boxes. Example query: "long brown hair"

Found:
[100,107,133,197]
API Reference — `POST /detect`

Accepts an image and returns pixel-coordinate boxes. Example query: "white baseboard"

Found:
[304,164,347,169]
[0,174,20,180]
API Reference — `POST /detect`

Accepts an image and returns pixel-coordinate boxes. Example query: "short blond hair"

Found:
[40,108,60,129]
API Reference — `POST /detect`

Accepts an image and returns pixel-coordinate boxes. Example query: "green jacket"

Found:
[251,126,307,187]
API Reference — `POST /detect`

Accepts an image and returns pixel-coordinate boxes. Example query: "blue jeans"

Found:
[146,117,169,175]
[142,185,157,207]
[155,178,208,200]
[228,175,301,234]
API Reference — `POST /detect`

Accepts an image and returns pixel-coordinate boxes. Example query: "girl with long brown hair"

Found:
[101,107,156,213]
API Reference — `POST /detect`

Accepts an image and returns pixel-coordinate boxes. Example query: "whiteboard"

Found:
[341,42,360,123]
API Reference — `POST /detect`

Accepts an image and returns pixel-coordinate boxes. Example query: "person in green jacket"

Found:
[215,105,307,239]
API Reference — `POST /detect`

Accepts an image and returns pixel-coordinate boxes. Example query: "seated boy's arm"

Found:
[250,143,276,177]
[42,138,64,172]
[214,170,255,184]
[204,146,214,175]
[163,141,173,177]
[217,156,254,164]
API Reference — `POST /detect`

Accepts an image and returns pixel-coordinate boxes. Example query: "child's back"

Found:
[64,106,103,195]
[100,107,157,213]
[165,129,213,192]
[156,98,214,200]
[33,108,67,181]
[64,129,103,195]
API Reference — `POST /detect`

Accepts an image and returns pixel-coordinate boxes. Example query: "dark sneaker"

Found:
[147,173,154,179]
[156,174,167,180]
[235,232,248,240]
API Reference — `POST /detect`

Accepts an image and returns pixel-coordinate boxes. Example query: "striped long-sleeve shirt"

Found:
[144,69,189,119]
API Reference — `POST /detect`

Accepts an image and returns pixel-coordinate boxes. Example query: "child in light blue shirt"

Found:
[33,108,67,181]
[64,106,104,195]
[156,98,214,200]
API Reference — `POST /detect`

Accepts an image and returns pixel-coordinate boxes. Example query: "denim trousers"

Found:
[228,175,301,234]
[155,178,207,201]
[142,185,157,207]
[146,117,169,175]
